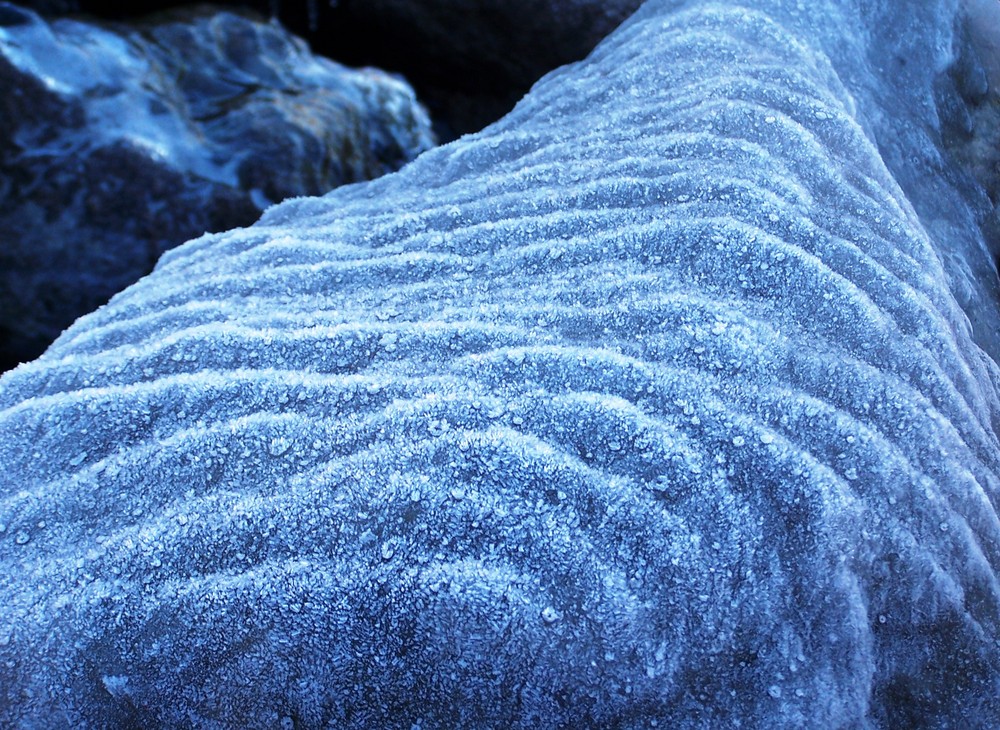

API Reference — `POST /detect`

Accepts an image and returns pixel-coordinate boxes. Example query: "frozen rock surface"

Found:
[0,3,434,370]
[282,0,646,135]
[25,0,646,137]
[2,0,1000,727]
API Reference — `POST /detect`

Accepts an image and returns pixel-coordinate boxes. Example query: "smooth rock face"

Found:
[1,0,999,727]
[0,3,435,371]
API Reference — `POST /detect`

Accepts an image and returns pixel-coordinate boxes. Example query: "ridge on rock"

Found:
[0,2,435,371]
[0,0,999,727]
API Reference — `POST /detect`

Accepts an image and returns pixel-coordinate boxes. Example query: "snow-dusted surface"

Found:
[0,4,435,369]
[1,0,999,726]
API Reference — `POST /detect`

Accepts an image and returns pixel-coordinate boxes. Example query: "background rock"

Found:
[0,3,434,371]
[276,0,646,137]
[939,0,1000,242]
[20,0,645,138]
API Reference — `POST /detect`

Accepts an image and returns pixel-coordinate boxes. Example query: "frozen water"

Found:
[0,0,999,727]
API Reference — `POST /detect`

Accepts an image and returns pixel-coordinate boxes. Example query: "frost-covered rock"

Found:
[23,0,646,137]
[288,0,645,135]
[0,3,434,370]
[1,0,999,727]
[941,0,1000,215]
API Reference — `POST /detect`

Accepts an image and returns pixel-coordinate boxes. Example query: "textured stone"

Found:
[0,0,999,727]
[22,0,647,137]
[289,0,646,135]
[0,3,434,370]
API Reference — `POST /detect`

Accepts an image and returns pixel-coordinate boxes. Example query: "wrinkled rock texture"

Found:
[2,0,1000,728]
[0,3,434,371]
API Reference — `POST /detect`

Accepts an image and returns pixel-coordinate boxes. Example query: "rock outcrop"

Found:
[19,0,646,137]
[0,0,998,727]
[0,3,434,370]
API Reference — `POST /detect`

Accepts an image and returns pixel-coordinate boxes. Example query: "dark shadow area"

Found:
[1,0,643,373]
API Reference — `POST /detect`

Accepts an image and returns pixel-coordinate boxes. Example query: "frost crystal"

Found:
[0,0,998,727]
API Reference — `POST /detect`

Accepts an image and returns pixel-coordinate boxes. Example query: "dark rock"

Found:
[0,3,435,371]
[938,1,1000,218]
[25,0,645,138]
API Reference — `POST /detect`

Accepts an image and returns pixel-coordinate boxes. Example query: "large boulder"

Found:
[0,3,435,371]
[1,0,999,727]
[18,0,646,137]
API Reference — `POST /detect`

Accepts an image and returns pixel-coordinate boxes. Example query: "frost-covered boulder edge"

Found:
[0,3,435,371]
[1,0,999,728]
[17,0,647,137]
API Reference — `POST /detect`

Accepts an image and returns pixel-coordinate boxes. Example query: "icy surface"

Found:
[1,0,999,727]
[0,3,435,369]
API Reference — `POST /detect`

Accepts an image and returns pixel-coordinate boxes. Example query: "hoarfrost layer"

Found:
[1,0,998,727]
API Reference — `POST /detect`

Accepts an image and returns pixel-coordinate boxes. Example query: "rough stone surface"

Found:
[23,0,646,137]
[1,0,999,728]
[0,3,434,370]
[288,0,646,136]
